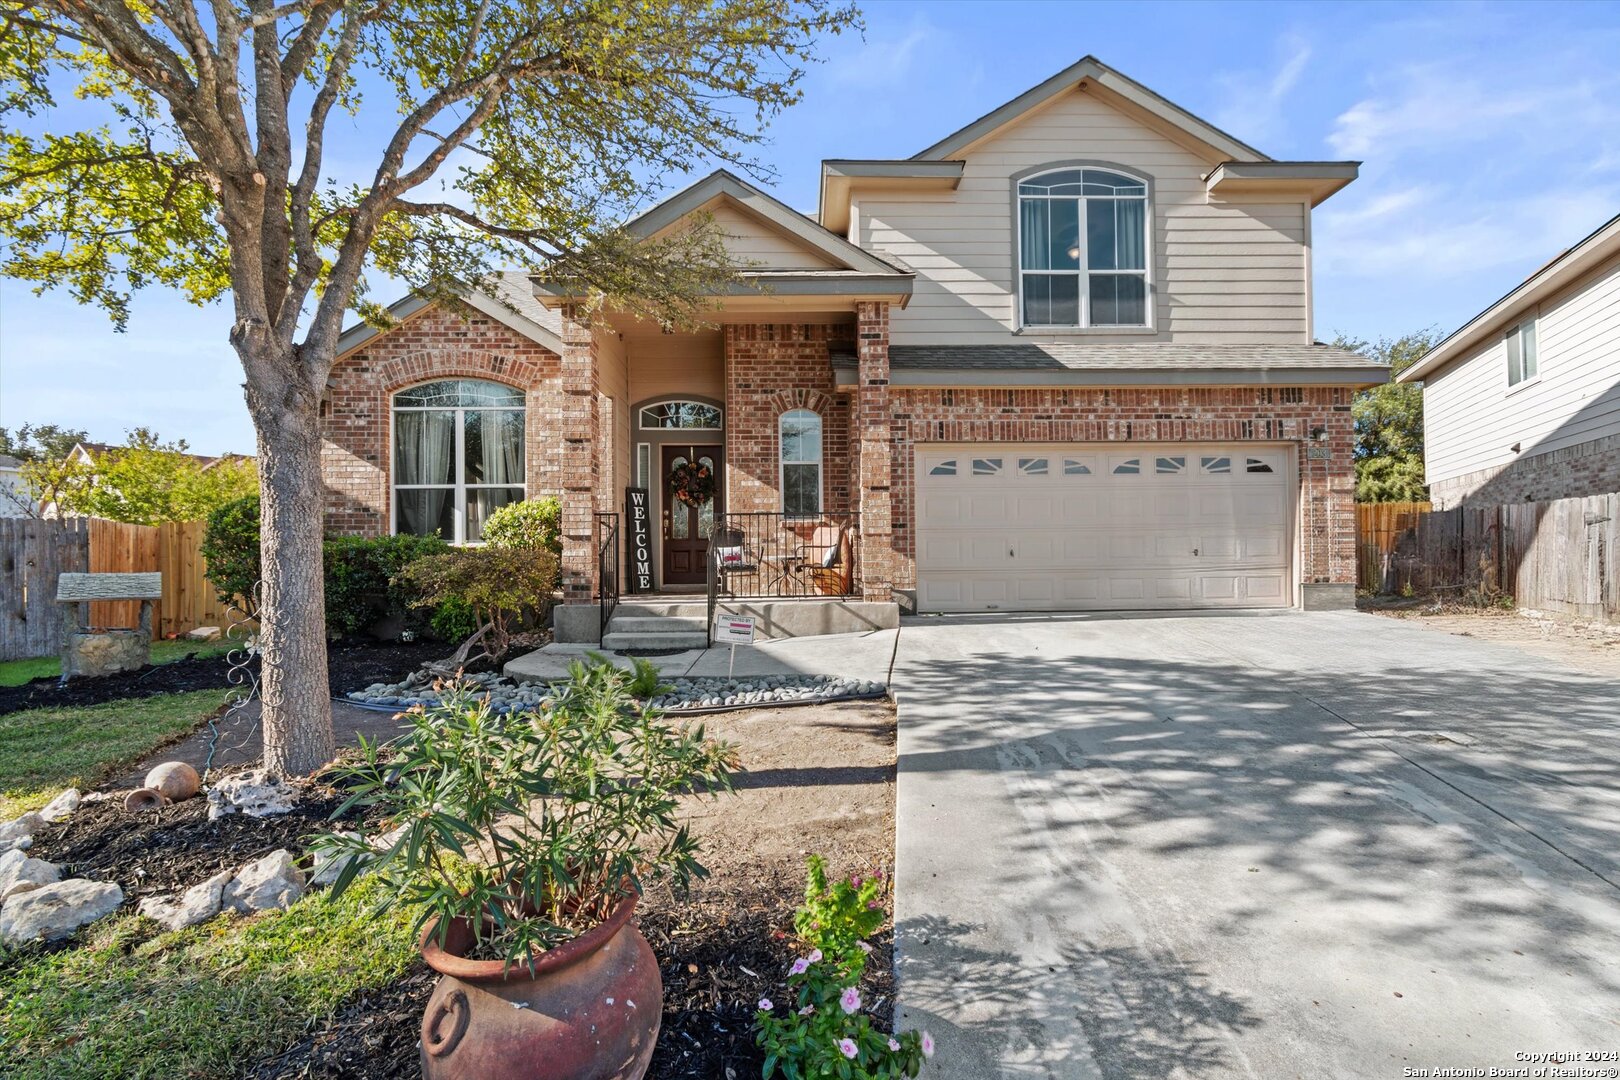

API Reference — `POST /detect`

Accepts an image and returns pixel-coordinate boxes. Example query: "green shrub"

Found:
[200,495,261,607]
[480,497,562,555]
[322,534,449,639]
[396,545,560,667]
[429,596,480,644]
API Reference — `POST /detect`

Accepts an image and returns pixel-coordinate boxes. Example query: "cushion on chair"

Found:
[716,546,747,566]
[820,542,840,568]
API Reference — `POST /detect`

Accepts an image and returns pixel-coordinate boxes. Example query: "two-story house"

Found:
[1397,211,1620,508]
[320,56,1384,643]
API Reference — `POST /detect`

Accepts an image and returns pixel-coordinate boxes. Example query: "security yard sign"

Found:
[713,615,756,645]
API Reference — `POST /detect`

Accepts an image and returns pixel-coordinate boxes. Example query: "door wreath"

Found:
[667,459,716,508]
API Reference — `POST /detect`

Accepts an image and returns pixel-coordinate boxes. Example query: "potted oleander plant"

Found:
[314,659,737,1080]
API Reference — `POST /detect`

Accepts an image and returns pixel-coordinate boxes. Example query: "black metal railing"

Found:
[595,511,620,639]
[708,512,860,601]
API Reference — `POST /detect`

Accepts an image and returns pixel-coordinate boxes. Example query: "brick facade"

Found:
[723,323,855,516]
[319,302,561,537]
[1430,431,1620,509]
[883,384,1359,596]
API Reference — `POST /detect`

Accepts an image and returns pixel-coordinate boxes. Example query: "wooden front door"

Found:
[661,444,721,585]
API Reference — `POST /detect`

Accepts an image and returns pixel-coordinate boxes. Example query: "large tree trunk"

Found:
[248,351,335,776]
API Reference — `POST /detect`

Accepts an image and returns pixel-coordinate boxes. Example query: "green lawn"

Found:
[0,689,228,818]
[0,875,418,1080]
[0,639,236,687]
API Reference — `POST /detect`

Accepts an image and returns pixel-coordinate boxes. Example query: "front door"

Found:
[661,444,721,585]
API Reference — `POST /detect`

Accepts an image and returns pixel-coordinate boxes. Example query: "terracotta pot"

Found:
[418,893,661,1080]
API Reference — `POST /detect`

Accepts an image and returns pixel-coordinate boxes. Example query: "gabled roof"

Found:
[624,169,907,277]
[911,55,1270,164]
[334,272,565,358]
[1399,210,1620,383]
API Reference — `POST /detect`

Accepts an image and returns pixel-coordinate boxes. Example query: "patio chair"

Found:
[804,524,854,596]
[710,525,759,596]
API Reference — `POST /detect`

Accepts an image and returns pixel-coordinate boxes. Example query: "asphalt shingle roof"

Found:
[883,342,1383,372]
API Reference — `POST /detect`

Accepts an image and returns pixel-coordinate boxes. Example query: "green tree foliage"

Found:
[1334,330,1444,503]
[0,0,859,775]
[28,428,257,524]
[479,496,562,555]
[0,423,86,462]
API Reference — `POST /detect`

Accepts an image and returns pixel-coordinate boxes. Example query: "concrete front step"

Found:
[607,615,707,634]
[601,630,709,651]
[612,602,709,618]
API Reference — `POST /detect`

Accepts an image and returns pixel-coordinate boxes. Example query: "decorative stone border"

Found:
[346,671,889,715]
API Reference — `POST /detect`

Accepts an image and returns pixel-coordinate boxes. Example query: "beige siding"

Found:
[1425,255,1620,483]
[627,328,725,405]
[692,201,836,270]
[596,328,631,511]
[855,87,1310,346]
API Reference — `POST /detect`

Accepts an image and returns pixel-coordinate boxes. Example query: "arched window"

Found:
[392,378,525,543]
[779,409,822,518]
[1016,166,1149,328]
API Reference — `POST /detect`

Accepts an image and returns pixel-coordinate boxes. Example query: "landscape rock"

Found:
[0,812,43,853]
[350,671,889,715]
[308,832,363,887]
[208,770,298,820]
[145,761,201,801]
[186,626,222,641]
[38,788,81,823]
[0,849,61,900]
[222,849,305,913]
[137,870,232,931]
[0,878,124,943]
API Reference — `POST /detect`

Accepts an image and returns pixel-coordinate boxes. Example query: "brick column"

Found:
[559,308,600,603]
[855,301,893,602]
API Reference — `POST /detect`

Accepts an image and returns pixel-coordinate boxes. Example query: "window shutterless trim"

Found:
[778,408,823,518]
[390,379,526,545]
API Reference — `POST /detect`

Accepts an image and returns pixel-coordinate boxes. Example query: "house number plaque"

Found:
[625,488,654,593]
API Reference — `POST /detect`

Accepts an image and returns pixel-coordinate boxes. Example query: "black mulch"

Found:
[242,862,896,1080]
[0,638,453,716]
[25,772,378,905]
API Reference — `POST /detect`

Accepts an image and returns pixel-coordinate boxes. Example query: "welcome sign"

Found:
[625,488,653,593]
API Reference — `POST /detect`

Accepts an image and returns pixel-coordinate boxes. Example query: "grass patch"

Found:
[0,689,227,818]
[0,639,236,687]
[0,875,418,1080]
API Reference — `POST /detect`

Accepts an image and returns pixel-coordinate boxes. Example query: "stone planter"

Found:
[418,893,660,1080]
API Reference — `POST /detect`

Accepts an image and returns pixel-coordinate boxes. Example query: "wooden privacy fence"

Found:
[1358,493,1620,623]
[1355,501,1431,591]
[0,517,231,659]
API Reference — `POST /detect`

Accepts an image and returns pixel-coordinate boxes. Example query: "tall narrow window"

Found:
[393,379,525,543]
[780,409,822,517]
[1017,167,1149,328]
[1506,317,1539,386]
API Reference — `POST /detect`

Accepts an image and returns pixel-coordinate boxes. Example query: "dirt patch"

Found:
[25,771,376,905]
[246,699,899,1080]
[1368,606,1620,679]
[0,638,455,716]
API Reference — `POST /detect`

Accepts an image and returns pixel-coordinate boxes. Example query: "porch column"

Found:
[855,301,893,602]
[559,307,600,603]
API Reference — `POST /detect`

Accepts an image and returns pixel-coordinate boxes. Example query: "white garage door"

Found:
[916,444,1293,612]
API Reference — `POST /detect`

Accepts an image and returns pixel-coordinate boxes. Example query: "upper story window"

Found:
[1506,317,1539,387]
[1017,167,1149,328]
[393,379,525,543]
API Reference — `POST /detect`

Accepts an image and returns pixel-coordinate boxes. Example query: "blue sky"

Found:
[3,0,1618,454]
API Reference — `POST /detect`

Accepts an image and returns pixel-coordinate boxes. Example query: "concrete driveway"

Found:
[891,611,1620,1078]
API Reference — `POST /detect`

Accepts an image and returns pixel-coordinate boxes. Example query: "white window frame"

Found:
[1014,164,1153,331]
[779,409,823,519]
[1505,316,1540,390]
[391,379,526,545]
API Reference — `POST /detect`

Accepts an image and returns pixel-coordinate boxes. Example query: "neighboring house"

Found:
[0,455,31,516]
[1398,212,1620,508]
[67,441,230,470]
[322,56,1384,640]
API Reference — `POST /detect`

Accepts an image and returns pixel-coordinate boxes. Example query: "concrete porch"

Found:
[552,594,900,647]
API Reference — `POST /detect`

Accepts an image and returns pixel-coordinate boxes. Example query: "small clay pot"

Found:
[124,787,171,812]
[144,761,200,801]
[418,892,660,1080]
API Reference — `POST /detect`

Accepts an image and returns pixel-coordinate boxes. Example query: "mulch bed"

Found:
[0,638,454,716]
[244,861,897,1080]
[25,772,378,906]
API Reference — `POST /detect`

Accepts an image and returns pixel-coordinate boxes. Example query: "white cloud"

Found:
[1213,33,1313,148]
[822,12,940,91]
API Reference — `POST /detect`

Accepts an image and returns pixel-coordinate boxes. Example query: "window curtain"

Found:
[1114,199,1146,270]
[478,410,524,486]
[1020,199,1049,270]
[395,410,453,535]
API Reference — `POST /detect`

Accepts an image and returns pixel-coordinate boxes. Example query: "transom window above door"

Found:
[393,379,524,544]
[1017,166,1149,329]
[639,401,722,429]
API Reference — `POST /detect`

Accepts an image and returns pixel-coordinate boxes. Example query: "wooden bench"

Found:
[56,572,162,678]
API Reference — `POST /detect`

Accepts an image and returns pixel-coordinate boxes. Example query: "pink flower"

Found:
[798,1004,815,1016]
[867,899,881,909]
[858,941,873,954]
[852,875,863,888]
[807,948,823,964]
[887,1037,901,1052]
[789,958,809,976]
[838,1038,858,1060]
[922,1031,935,1058]
[757,997,772,1011]
[839,986,862,1014]
[874,868,884,880]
